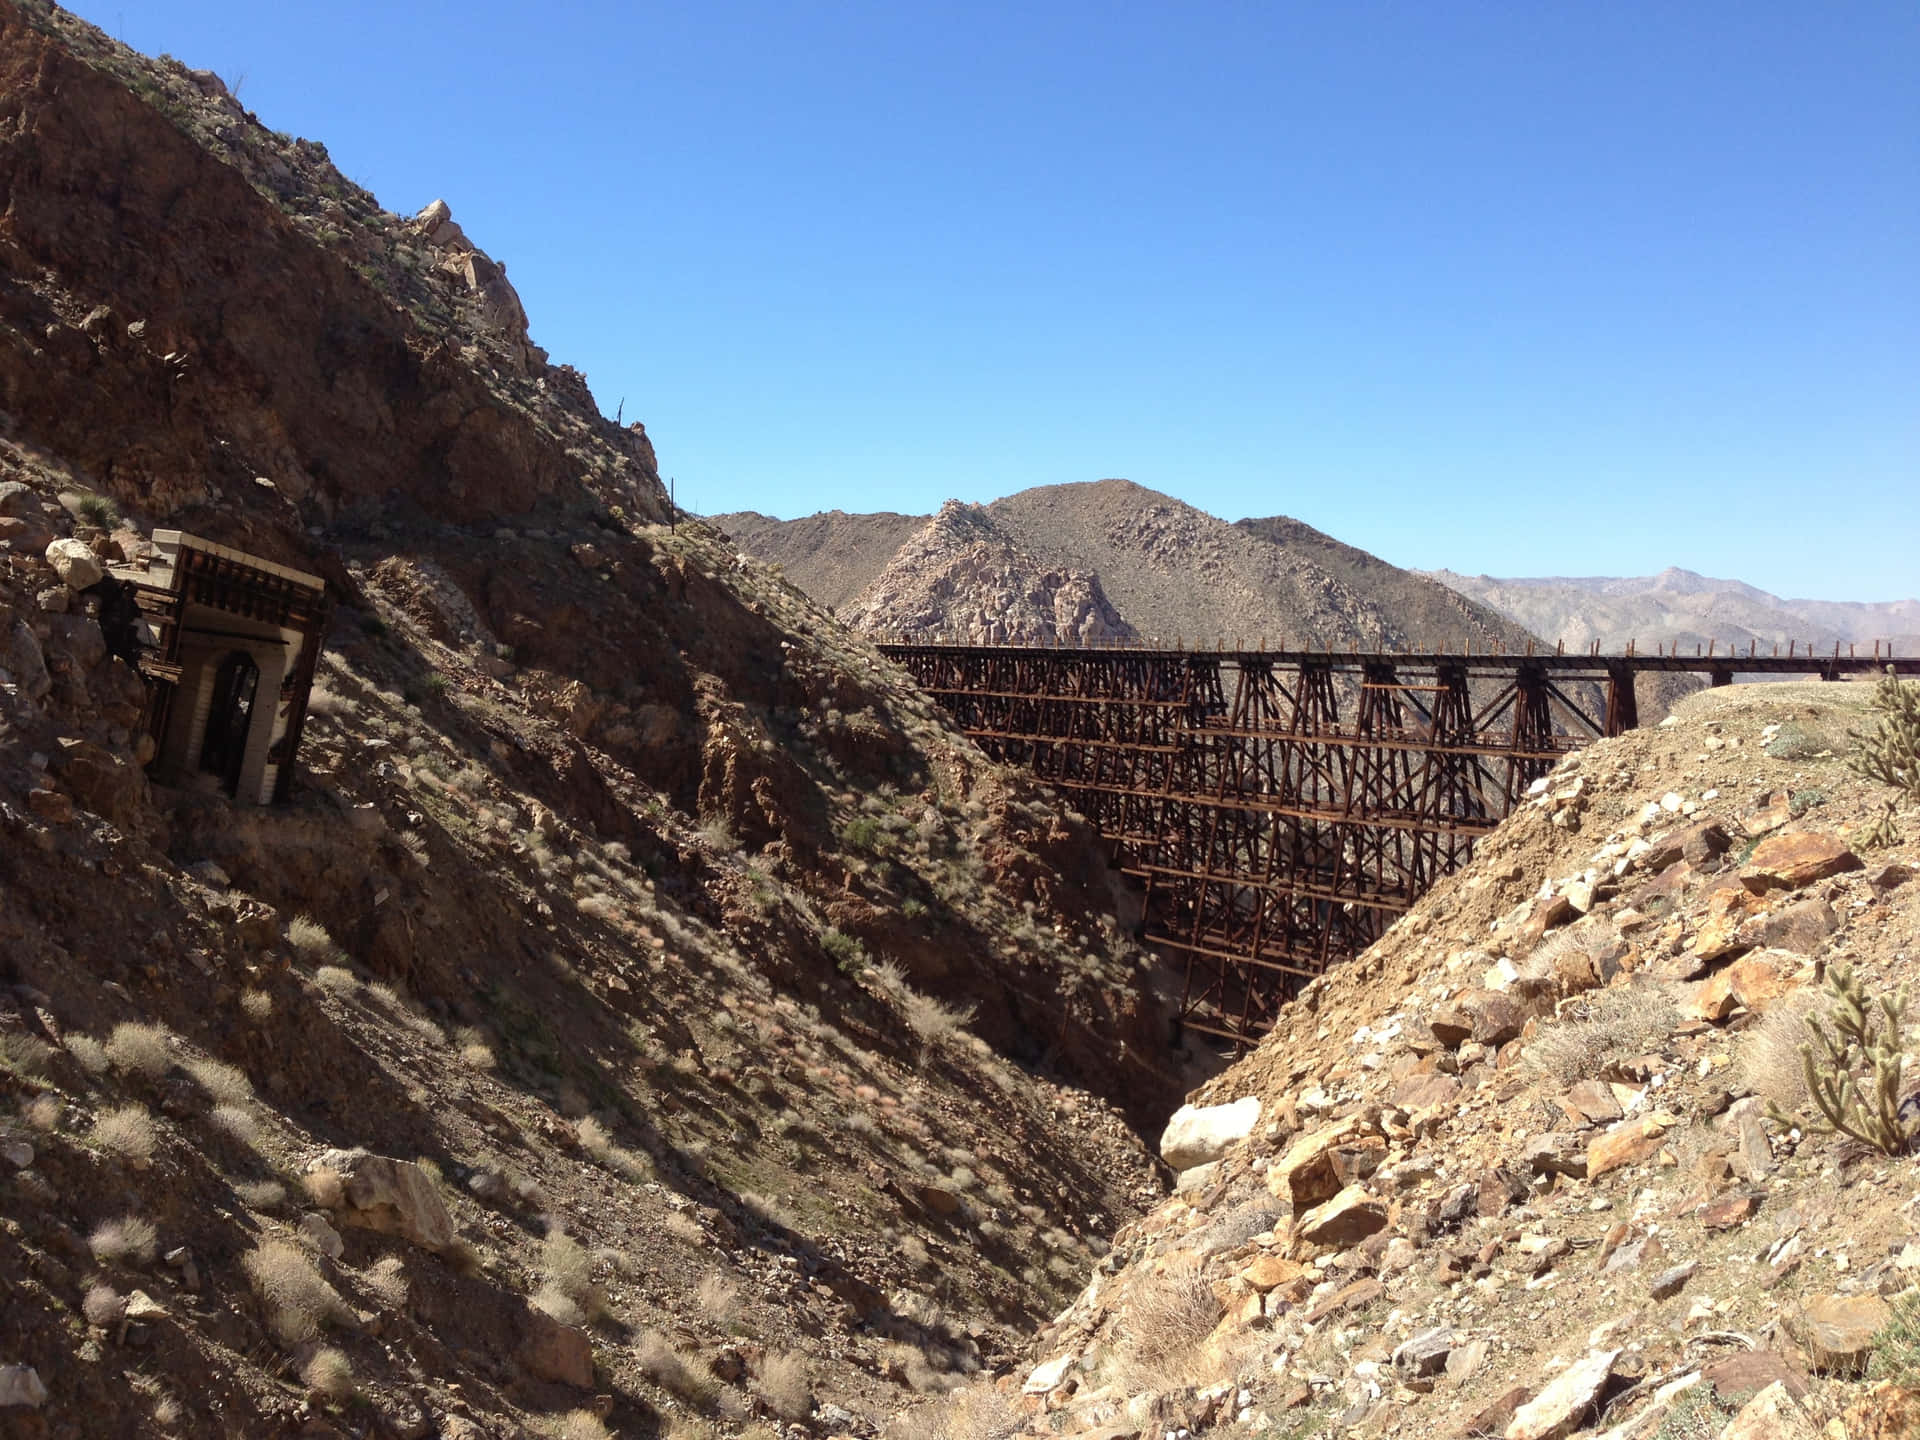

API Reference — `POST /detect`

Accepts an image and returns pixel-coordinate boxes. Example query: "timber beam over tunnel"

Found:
[878,640,1919,1049]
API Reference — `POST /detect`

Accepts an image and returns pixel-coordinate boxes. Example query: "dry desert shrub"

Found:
[240,988,274,1022]
[0,1030,53,1077]
[663,1211,705,1246]
[634,1328,716,1407]
[83,1283,127,1325]
[303,1168,346,1208]
[888,1386,1024,1440]
[301,1345,354,1401]
[23,1094,62,1131]
[1523,981,1679,1088]
[235,1179,287,1210]
[242,1238,347,1346]
[757,1350,812,1420]
[697,1269,742,1328]
[362,1255,409,1309]
[185,1055,254,1106]
[89,1215,157,1265]
[1108,1258,1223,1392]
[537,1413,612,1440]
[209,1104,261,1147]
[105,1021,174,1078]
[902,989,976,1051]
[533,1229,606,1324]
[1737,989,1828,1113]
[91,1103,157,1164]
[287,915,336,960]
[1520,921,1621,987]
[576,1116,648,1180]
[313,965,359,997]
[65,1033,110,1076]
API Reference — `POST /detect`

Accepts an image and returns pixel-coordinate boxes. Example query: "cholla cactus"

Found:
[1849,667,1920,848]
[1770,962,1913,1155]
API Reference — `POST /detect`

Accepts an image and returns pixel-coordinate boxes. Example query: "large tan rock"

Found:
[1734,899,1837,956]
[45,536,103,589]
[1717,1380,1813,1440]
[1295,1185,1388,1247]
[1796,1293,1890,1373]
[1587,1115,1673,1178]
[1694,887,1769,962]
[1748,832,1862,890]
[1691,954,1797,1021]
[1268,1116,1384,1209]
[1159,1096,1261,1171]
[519,1303,594,1387]
[307,1149,455,1253]
[1506,1349,1619,1440]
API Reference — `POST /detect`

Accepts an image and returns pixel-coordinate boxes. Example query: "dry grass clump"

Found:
[242,1239,348,1345]
[90,1215,158,1265]
[697,1269,742,1328]
[453,1025,496,1070]
[302,1345,355,1401]
[313,965,359,997]
[536,1413,613,1440]
[758,1350,812,1420]
[303,1168,345,1208]
[240,988,274,1023]
[1108,1258,1223,1391]
[663,1211,705,1246]
[576,1116,649,1180]
[1522,981,1679,1088]
[740,1190,799,1233]
[1736,989,1829,1113]
[901,989,976,1050]
[83,1283,127,1325]
[887,1386,1023,1440]
[288,915,336,960]
[105,1021,174,1078]
[91,1103,157,1165]
[236,1179,288,1210]
[362,1255,409,1309]
[23,1094,63,1131]
[208,1104,261,1147]
[65,1033,110,1076]
[634,1329,717,1407]
[0,1030,54,1077]
[184,1055,254,1106]
[533,1230,606,1325]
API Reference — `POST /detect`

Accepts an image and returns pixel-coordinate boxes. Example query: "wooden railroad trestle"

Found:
[879,641,1919,1047]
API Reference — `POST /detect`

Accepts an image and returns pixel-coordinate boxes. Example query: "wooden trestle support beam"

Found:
[879,642,1919,1049]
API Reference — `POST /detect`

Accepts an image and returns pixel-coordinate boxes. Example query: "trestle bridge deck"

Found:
[878,639,1917,1047]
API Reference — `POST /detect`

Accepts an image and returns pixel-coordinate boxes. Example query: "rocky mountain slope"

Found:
[715,481,1539,653]
[838,502,1135,647]
[1430,568,1920,658]
[0,5,1196,1435]
[899,675,1920,1439]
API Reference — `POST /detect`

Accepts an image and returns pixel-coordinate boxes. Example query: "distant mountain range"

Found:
[1424,567,1920,658]
[715,479,1536,653]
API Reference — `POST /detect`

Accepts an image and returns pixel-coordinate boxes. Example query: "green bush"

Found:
[840,816,882,855]
[819,927,865,974]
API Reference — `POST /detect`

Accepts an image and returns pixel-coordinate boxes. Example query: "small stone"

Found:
[299,1212,346,1259]
[1024,1354,1074,1394]
[1649,1260,1698,1299]
[1446,1339,1489,1382]
[1560,1080,1624,1126]
[123,1289,166,1321]
[1700,1191,1760,1230]
[1392,1327,1456,1378]
[1702,1351,1809,1405]
[1,1140,34,1169]
[519,1303,594,1387]
[1869,863,1913,893]
[1305,1277,1383,1324]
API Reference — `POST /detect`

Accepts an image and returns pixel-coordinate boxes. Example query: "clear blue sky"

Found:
[99,2,1917,600]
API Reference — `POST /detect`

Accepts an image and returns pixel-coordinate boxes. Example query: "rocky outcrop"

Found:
[842,501,1135,644]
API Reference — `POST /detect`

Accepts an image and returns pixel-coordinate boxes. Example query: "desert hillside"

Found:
[901,673,1920,1439]
[718,481,1539,654]
[0,5,1194,1435]
[1430,567,1920,658]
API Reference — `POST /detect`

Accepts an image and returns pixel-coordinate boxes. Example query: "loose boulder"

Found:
[1159,1096,1261,1171]
[45,536,104,589]
[306,1149,455,1253]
